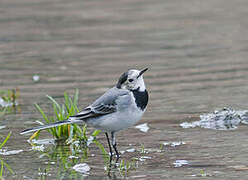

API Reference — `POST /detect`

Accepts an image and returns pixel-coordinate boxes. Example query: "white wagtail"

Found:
[21,68,149,164]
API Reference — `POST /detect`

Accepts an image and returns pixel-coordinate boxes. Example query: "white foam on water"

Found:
[0,149,23,155]
[163,141,186,147]
[32,75,40,82]
[32,145,45,152]
[173,160,189,167]
[180,107,248,130]
[72,163,90,174]
[135,123,149,132]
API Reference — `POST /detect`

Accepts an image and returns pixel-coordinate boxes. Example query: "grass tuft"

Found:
[30,89,85,143]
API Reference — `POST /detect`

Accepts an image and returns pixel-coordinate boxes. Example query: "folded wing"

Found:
[70,87,128,120]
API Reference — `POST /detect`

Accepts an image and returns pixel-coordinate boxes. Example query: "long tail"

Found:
[20,119,80,135]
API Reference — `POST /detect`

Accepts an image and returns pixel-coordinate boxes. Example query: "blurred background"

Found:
[1,0,248,179]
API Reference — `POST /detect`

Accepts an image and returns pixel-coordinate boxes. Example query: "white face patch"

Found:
[121,69,146,91]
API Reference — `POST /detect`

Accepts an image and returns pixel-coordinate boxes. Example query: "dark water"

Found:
[1,0,248,179]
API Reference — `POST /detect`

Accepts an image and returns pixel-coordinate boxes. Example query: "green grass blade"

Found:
[2,160,14,174]
[92,130,101,137]
[0,131,11,149]
[82,124,87,141]
[52,103,59,122]
[0,160,3,177]
[61,105,66,120]
[69,102,75,116]
[57,125,62,137]
[47,95,61,112]
[34,104,49,123]
[64,92,70,113]
[73,124,83,135]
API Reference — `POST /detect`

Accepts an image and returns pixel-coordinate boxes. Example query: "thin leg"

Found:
[105,133,113,166]
[111,132,120,164]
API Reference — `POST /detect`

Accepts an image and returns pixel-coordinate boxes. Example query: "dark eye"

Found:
[128,79,134,82]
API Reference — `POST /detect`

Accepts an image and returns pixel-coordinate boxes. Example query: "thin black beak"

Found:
[138,68,148,78]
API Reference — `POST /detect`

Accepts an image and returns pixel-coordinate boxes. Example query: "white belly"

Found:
[87,108,144,132]
[85,90,147,132]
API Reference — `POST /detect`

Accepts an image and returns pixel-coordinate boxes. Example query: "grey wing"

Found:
[70,87,129,120]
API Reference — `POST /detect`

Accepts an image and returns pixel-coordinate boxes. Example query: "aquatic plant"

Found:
[118,159,136,178]
[199,169,207,177]
[30,89,87,142]
[0,132,14,178]
[140,143,146,155]
[0,89,19,116]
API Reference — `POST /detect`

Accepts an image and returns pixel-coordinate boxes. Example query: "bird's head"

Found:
[116,68,148,91]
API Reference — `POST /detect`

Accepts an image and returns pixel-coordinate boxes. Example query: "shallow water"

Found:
[1,0,248,179]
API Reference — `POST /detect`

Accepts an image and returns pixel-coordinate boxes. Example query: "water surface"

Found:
[1,0,248,179]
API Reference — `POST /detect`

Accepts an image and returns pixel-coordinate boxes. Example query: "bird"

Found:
[21,68,149,166]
